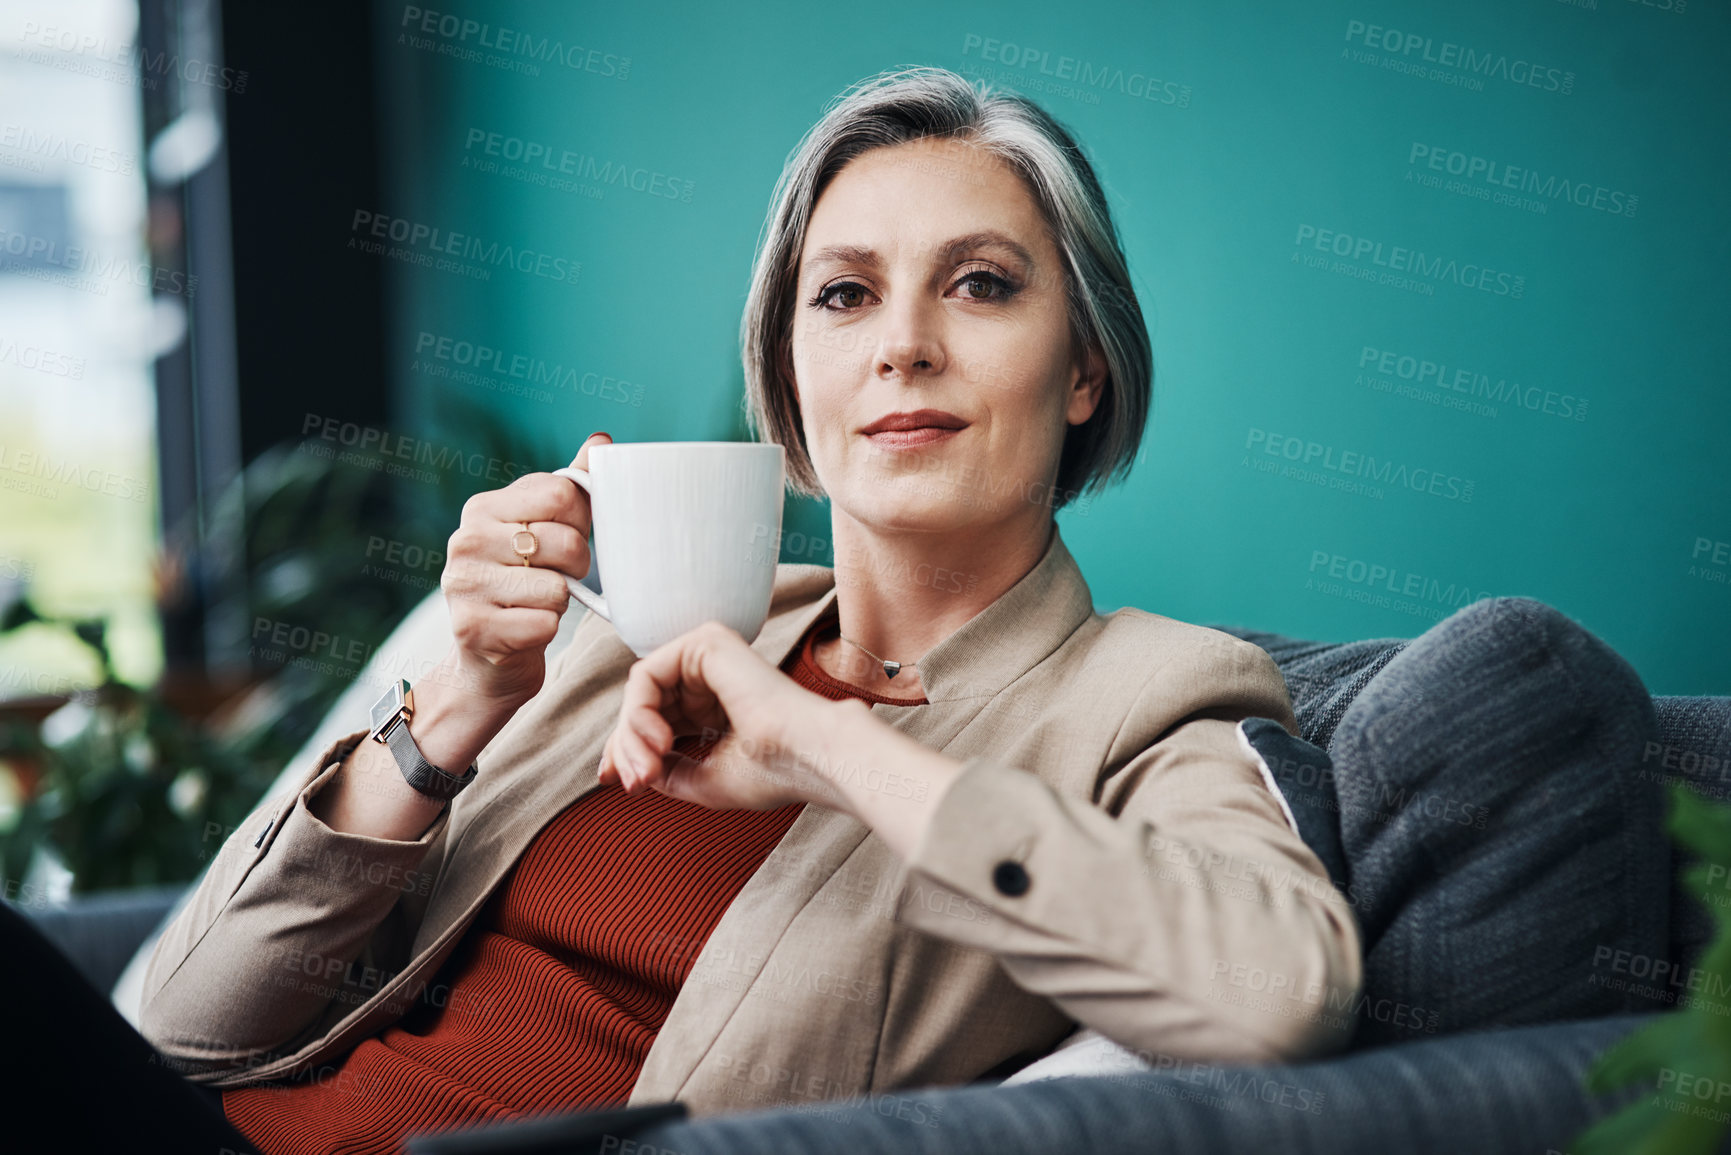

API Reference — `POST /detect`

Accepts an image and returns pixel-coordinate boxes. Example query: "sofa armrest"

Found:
[15,884,189,996]
[624,1015,1660,1155]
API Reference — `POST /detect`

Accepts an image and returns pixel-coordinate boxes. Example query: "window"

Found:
[0,0,163,693]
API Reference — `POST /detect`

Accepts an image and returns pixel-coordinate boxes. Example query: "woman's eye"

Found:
[954,271,1013,300]
[815,282,871,310]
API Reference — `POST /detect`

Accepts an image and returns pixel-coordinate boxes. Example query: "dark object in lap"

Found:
[0,896,261,1154]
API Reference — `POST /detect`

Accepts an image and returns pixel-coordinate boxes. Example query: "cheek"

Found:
[797,379,838,431]
[996,366,1069,432]
[790,344,846,416]
[794,386,848,467]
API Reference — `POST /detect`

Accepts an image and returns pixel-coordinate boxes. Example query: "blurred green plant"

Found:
[0,395,554,893]
[1574,781,1731,1154]
[0,597,274,890]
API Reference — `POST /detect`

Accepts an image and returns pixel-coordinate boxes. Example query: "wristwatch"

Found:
[367,678,478,802]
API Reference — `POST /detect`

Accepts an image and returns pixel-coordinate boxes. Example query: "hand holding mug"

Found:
[438,431,613,706]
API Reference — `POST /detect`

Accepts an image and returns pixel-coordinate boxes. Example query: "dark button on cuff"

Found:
[993,860,1030,897]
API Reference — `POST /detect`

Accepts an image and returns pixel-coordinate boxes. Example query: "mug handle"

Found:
[550,466,610,623]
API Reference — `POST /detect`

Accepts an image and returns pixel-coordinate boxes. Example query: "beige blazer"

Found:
[141,524,1361,1117]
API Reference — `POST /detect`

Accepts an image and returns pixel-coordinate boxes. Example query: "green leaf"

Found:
[0,597,44,633]
[1574,783,1731,1154]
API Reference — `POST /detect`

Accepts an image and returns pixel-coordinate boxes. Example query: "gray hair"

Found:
[739,66,1152,510]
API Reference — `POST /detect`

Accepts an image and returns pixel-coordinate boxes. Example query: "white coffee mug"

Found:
[552,442,785,657]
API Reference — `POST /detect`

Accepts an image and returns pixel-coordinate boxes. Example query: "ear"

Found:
[1066,342,1107,426]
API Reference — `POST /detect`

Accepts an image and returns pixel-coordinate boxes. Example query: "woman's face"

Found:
[790,135,1104,537]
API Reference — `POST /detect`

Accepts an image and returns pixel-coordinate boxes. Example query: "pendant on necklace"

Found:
[882,661,902,680]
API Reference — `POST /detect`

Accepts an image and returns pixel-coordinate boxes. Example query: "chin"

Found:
[846,480,984,534]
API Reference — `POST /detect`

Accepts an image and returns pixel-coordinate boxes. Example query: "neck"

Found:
[815,506,1056,698]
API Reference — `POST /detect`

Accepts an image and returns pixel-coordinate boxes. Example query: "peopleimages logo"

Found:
[1294,224,1525,299]
[1343,19,1575,94]
[959,34,1191,107]
[299,413,529,485]
[397,6,630,78]
[1308,551,1494,613]
[0,337,85,379]
[348,211,580,286]
[0,227,198,297]
[16,20,250,92]
[0,443,151,502]
[1408,144,1638,218]
[0,123,135,174]
[411,331,644,406]
[1357,345,1588,422]
[461,128,693,203]
[1244,428,1475,503]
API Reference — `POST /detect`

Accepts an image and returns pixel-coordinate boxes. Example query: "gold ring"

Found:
[510,523,539,566]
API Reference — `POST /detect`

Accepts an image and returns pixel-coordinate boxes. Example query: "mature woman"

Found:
[126,66,1358,1152]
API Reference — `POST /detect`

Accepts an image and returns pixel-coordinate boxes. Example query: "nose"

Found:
[873,296,946,382]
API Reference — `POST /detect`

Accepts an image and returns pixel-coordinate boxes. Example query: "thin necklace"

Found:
[835,628,920,681]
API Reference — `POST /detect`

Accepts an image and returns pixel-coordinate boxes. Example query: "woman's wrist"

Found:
[403,649,539,772]
[406,668,513,776]
[311,738,450,841]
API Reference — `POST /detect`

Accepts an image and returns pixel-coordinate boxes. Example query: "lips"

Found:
[858,409,969,435]
[859,409,969,451]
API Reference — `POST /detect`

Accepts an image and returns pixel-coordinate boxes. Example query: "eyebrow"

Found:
[803,230,1037,278]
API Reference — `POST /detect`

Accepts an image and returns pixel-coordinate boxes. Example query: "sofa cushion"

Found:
[1237,716,1350,894]
[1328,597,1669,1047]
[1210,628,1408,752]
[20,884,186,996]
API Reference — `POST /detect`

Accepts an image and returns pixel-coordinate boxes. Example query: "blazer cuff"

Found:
[890,755,1055,942]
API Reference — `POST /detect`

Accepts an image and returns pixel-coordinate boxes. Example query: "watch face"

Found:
[370,678,410,737]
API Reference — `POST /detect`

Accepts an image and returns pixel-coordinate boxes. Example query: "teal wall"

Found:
[370,0,1729,694]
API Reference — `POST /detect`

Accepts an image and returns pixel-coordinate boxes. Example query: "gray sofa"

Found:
[21,596,1731,1154]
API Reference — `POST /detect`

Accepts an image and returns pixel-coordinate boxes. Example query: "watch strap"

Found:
[383,718,477,802]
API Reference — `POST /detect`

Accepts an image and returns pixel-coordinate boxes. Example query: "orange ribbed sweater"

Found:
[223,619,925,1155]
